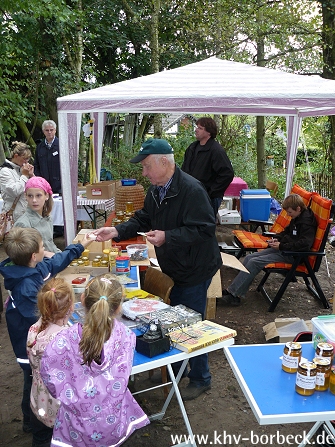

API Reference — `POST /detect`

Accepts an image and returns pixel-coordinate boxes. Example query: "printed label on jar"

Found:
[282,353,299,369]
[296,372,316,390]
[316,372,325,386]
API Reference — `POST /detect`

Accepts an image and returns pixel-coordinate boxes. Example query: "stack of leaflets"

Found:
[167,320,237,353]
[138,304,202,335]
[121,298,170,320]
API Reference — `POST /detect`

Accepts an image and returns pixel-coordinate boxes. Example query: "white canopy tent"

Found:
[57,57,335,243]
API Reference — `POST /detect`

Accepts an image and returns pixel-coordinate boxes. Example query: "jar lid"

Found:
[285,341,301,350]
[299,361,317,370]
[103,249,110,254]
[317,342,334,351]
[313,357,331,366]
[116,256,130,261]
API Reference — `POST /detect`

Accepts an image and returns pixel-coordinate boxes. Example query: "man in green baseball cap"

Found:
[129,138,174,163]
[95,137,222,400]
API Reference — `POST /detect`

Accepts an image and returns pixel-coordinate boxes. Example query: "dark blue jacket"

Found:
[34,136,61,193]
[0,243,84,370]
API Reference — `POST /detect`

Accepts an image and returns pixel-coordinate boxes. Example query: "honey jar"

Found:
[313,357,331,391]
[82,249,90,258]
[315,342,334,363]
[295,361,317,396]
[125,202,134,213]
[329,366,335,394]
[282,342,302,373]
[92,258,101,267]
[101,260,109,268]
[81,256,90,266]
[77,260,84,266]
[102,249,110,262]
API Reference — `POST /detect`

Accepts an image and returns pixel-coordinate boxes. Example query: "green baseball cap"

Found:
[130,138,174,163]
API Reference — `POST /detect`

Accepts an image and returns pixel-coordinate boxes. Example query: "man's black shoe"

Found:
[219,293,241,306]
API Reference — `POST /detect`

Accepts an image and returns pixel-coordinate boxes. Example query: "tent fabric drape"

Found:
[57,57,335,243]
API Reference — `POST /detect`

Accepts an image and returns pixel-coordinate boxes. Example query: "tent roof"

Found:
[57,57,335,117]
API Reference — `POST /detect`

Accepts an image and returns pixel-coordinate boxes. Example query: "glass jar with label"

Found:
[295,361,317,396]
[315,342,334,363]
[313,357,331,391]
[329,366,335,394]
[282,342,302,373]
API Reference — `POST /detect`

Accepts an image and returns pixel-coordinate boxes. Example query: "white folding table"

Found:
[132,337,235,447]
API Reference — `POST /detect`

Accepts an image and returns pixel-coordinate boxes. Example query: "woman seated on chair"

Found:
[221,194,317,306]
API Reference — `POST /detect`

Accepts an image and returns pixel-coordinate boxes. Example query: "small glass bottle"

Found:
[282,342,302,373]
[313,357,331,391]
[315,342,334,364]
[295,361,317,396]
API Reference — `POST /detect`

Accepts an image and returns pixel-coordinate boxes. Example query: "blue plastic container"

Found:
[240,189,271,221]
[121,179,137,186]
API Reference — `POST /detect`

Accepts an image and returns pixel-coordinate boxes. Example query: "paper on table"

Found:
[149,258,159,267]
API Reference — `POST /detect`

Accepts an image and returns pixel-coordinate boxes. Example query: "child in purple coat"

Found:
[40,274,149,447]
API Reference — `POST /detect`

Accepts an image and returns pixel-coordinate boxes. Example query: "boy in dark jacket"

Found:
[0,227,92,435]
[221,194,317,306]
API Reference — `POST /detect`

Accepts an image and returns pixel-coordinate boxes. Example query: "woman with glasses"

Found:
[0,141,35,221]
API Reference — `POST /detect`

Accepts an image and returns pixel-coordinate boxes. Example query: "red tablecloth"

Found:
[224,177,248,198]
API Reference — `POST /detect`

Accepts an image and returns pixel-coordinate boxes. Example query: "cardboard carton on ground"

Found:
[263,318,310,343]
[85,180,121,200]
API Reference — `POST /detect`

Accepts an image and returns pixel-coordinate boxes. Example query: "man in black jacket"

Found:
[182,117,234,216]
[95,138,222,400]
[34,120,61,194]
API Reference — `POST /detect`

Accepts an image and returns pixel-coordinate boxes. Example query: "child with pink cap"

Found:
[14,176,61,256]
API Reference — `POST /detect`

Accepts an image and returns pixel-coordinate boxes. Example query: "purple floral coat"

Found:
[40,319,149,447]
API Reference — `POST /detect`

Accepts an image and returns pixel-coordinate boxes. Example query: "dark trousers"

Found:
[22,368,32,424]
[169,278,212,386]
[30,409,53,446]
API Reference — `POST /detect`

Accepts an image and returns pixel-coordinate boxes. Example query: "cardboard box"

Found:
[263,318,309,343]
[218,209,241,225]
[73,229,112,252]
[85,180,121,200]
[312,316,335,349]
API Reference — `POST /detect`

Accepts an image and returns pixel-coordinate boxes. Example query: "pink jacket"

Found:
[40,319,149,447]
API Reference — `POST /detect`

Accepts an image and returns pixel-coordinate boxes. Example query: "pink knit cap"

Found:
[25,176,53,195]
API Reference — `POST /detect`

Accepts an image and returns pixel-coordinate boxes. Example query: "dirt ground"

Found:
[1,226,335,447]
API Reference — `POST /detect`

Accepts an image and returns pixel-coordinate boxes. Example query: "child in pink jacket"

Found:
[27,277,75,447]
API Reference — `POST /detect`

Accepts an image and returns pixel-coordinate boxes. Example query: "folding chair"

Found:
[142,267,174,397]
[232,184,313,259]
[266,180,279,198]
[257,193,334,312]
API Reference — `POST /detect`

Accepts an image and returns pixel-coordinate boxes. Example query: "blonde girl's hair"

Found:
[80,274,124,366]
[35,277,74,334]
[9,141,31,160]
